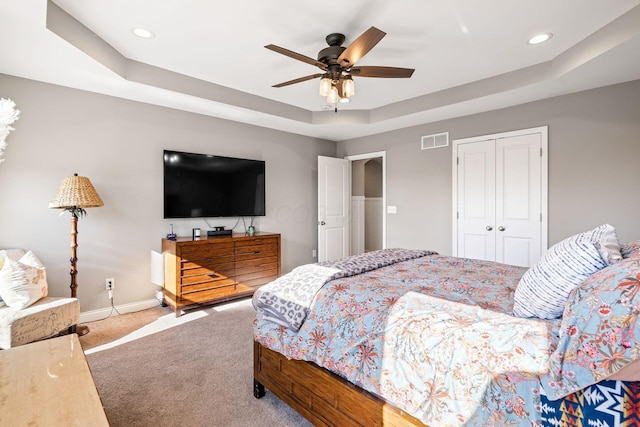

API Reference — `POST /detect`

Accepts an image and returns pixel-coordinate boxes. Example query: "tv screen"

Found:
[163,150,265,218]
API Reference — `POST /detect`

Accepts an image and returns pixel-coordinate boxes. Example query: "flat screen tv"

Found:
[163,150,265,218]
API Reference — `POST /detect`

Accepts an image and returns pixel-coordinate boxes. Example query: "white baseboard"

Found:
[80,298,161,323]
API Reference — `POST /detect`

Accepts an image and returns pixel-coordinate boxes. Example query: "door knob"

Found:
[319,221,326,226]
[498,226,505,231]
[486,225,493,231]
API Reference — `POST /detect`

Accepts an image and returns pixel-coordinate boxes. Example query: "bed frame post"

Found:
[253,378,265,399]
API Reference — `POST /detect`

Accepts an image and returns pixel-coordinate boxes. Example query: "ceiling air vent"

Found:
[421,132,449,150]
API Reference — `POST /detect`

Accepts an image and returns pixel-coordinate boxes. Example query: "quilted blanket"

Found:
[252,248,435,331]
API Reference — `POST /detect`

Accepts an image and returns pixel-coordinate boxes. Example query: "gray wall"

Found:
[352,159,365,196]
[338,79,640,255]
[0,74,335,313]
[364,159,383,198]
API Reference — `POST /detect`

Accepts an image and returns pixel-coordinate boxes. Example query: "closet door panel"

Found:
[456,140,496,262]
[495,133,541,267]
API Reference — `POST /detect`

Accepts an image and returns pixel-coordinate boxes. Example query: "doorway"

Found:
[317,152,387,262]
[346,152,386,255]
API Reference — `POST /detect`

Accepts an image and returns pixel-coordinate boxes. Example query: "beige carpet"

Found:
[79,306,169,350]
[80,300,312,427]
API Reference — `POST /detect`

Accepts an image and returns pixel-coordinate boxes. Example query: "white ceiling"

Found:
[1,0,640,141]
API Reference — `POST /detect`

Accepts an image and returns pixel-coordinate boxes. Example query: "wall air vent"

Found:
[421,132,449,150]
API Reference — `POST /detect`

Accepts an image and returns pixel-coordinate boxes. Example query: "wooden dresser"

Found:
[162,232,280,316]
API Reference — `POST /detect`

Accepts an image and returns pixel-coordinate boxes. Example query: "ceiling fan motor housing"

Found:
[318,46,346,67]
[318,33,348,72]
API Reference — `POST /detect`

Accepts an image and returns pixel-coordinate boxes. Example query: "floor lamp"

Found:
[49,173,104,336]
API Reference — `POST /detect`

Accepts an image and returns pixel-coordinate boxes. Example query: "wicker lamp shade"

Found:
[49,173,104,209]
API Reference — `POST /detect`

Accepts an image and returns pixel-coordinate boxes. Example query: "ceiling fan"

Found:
[265,27,414,105]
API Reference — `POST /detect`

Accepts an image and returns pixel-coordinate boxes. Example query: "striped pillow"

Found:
[513,225,614,319]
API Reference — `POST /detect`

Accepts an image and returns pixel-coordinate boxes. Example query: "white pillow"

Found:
[0,250,48,310]
[595,224,622,265]
[0,248,26,307]
[0,248,26,269]
[513,224,615,319]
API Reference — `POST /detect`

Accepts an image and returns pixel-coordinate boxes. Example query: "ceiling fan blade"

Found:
[272,74,324,88]
[265,44,328,70]
[350,66,415,78]
[337,27,386,68]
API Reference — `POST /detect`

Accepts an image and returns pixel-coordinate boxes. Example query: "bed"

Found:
[252,227,640,426]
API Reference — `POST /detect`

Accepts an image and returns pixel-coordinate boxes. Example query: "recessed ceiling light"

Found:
[132,28,155,39]
[528,32,553,45]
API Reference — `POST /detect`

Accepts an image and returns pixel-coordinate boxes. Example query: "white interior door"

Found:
[457,140,497,261]
[318,156,350,262]
[495,134,542,267]
[453,126,547,267]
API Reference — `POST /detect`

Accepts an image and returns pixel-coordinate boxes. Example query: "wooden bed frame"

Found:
[253,341,427,427]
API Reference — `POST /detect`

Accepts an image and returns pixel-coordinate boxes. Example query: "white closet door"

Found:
[454,129,545,268]
[457,140,496,262]
[495,134,542,267]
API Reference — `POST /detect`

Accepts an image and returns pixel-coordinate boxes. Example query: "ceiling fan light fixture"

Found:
[327,86,339,104]
[319,76,332,96]
[342,76,355,98]
[339,97,350,103]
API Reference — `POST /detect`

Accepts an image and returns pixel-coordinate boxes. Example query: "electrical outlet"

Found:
[105,278,115,291]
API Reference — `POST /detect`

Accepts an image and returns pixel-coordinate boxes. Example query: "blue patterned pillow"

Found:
[621,240,640,259]
[542,256,640,399]
[513,225,613,319]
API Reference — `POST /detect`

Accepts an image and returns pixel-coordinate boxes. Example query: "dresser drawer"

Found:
[235,244,278,261]
[178,284,242,304]
[180,254,235,270]
[181,259,235,276]
[181,277,236,293]
[180,268,234,286]
[235,237,278,252]
[235,268,279,284]
[235,256,278,270]
[180,243,234,261]
[235,236,278,248]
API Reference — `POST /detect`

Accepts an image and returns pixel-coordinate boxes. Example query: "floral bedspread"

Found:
[254,253,640,426]
[254,255,564,425]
